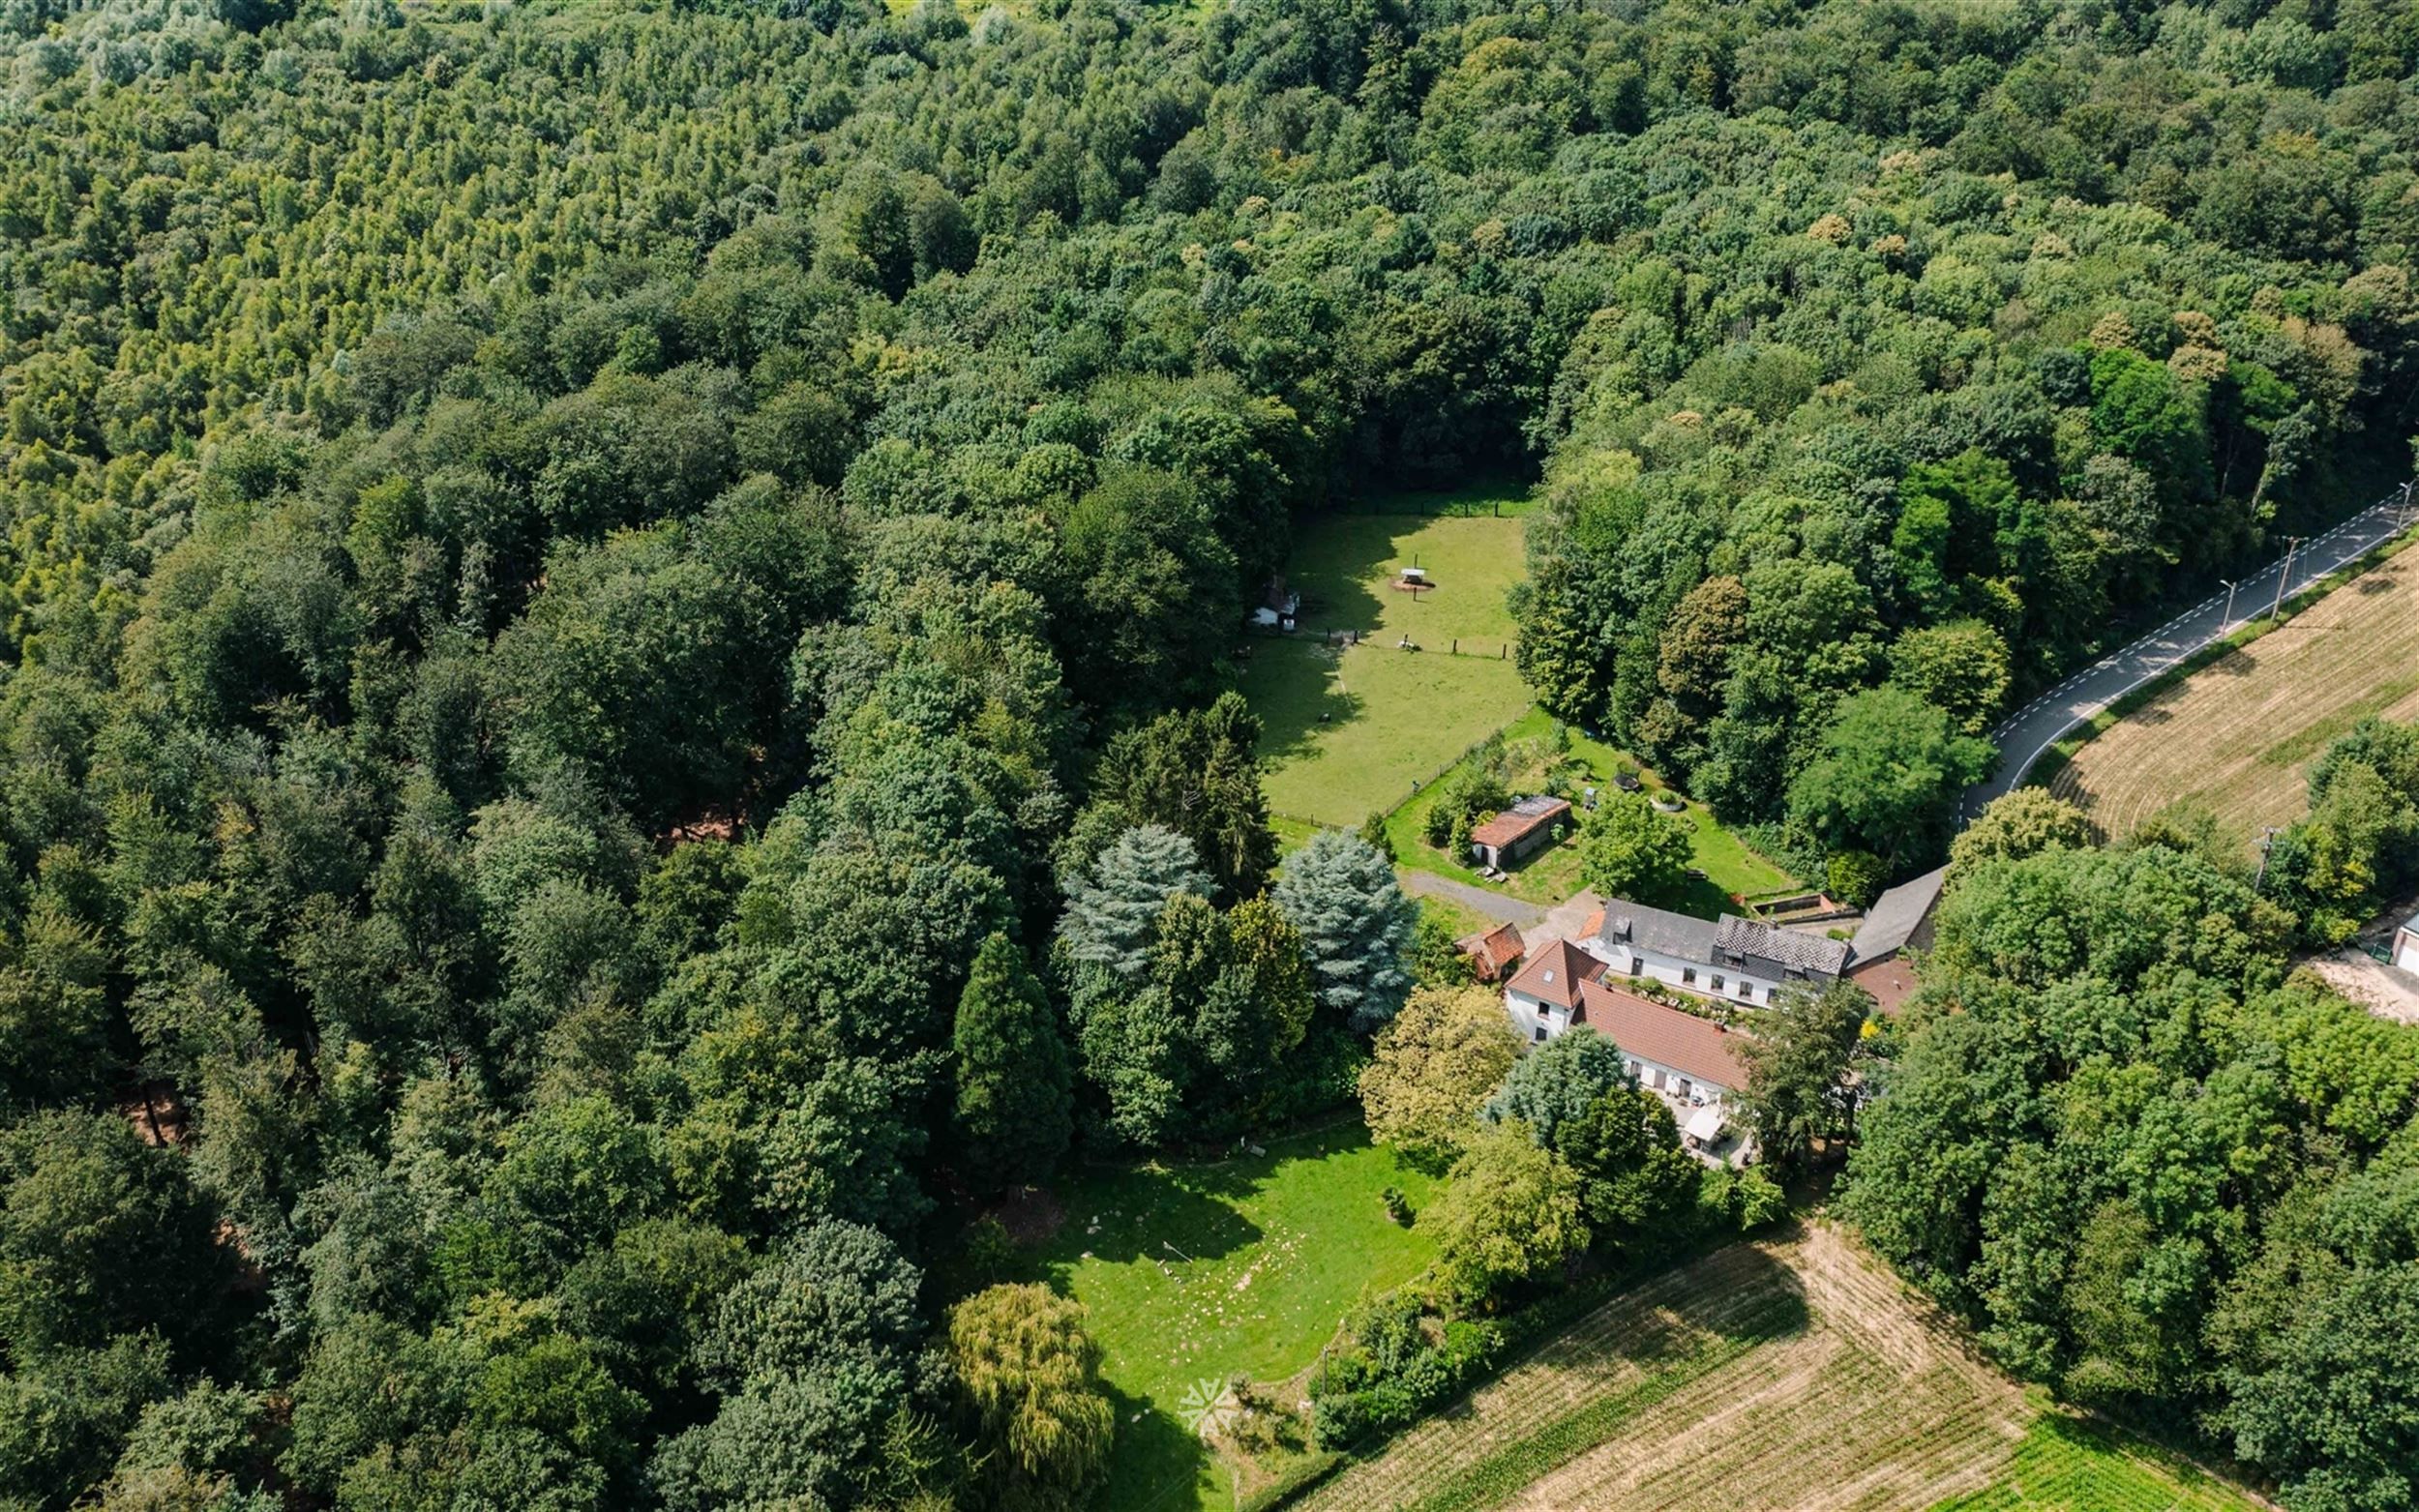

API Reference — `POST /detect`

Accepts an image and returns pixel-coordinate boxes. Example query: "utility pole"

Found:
[2267,537,2304,622]
[2219,578,2239,632]
[2254,826,2283,892]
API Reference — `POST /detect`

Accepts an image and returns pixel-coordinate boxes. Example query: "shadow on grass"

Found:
[1676,875,1739,921]
[1031,1168,1269,1275]
[1242,639,1368,767]
[1287,515,1408,636]
[1028,1125,1392,1281]
[1095,1380,1217,1512]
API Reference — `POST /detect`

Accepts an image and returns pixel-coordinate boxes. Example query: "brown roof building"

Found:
[1455,921,1526,983]
[1502,940,1749,1097]
[1469,795,1572,870]
[1572,979,1749,1094]
[1504,937,1594,1016]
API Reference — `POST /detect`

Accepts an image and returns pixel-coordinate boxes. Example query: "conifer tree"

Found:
[1272,829,1416,1033]
[1059,825,1213,985]
[952,934,1072,1193]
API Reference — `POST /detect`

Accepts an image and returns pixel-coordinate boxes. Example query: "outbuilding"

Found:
[1843,866,1947,1012]
[1469,795,1572,871]
[1455,921,1526,984]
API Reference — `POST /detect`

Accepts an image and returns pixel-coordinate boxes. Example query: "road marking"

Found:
[1968,491,2419,812]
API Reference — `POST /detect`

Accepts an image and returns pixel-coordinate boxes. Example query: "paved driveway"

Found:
[1399,871,1544,928]
[1964,491,2417,816]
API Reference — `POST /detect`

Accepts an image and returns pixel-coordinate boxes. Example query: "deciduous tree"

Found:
[1358,987,1519,1165]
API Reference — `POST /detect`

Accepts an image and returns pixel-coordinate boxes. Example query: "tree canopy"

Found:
[1,0,2416,1501]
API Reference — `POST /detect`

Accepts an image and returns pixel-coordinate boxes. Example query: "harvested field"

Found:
[1295,1221,2267,1512]
[2049,545,2419,848]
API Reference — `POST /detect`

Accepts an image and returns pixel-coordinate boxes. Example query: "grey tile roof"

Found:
[1715,915,1850,978]
[1848,867,1948,964]
[1596,901,1719,962]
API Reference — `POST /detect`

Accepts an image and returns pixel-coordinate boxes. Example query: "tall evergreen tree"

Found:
[951,934,1072,1194]
[1272,829,1416,1034]
[1091,692,1278,900]
[1058,825,1213,986]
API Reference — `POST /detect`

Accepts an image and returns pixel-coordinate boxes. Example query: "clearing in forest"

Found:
[999,1123,1441,1512]
[1295,1221,2268,1512]
[2049,545,2419,846]
[1242,502,1534,830]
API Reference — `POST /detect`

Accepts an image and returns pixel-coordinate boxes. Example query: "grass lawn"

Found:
[1410,890,1501,941]
[1243,507,1535,829]
[1383,709,1800,918]
[1348,476,1541,519]
[1010,1124,1443,1511]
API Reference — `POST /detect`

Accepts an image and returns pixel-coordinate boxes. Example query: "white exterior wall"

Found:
[2398,926,2419,973]
[1578,939,1782,1007]
[1505,991,1735,1110]
[1505,989,1575,1043]
[1624,1054,1728,1108]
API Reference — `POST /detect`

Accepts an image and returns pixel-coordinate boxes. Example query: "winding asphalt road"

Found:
[1963,487,2419,819]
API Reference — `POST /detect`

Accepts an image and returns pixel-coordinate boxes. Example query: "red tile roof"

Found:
[1572,979,1750,1091]
[1457,922,1526,979]
[1469,797,1572,849]
[1503,937,1598,1012]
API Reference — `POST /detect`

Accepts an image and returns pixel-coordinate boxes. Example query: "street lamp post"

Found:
[2267,537,2304,622]
[2219,578,2238,632]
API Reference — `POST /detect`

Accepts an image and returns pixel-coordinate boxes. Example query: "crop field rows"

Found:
[1294,1224,2269,1512]
[2049,543,2419,846]
[1293,1245,1802,1512]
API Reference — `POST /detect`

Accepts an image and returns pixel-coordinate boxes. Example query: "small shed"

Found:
[1251,575,1300,632]
[1455,922,1526,984]
[2396,909,2419,974]
[1469,795,1572,871]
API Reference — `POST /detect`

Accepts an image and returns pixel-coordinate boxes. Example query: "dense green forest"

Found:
[1,0,2417,1506]
[1845,720,2419,1512]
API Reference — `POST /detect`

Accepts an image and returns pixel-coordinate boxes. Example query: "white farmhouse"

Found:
[1577,900,1849,1008]
[1501,939,1753,1159]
